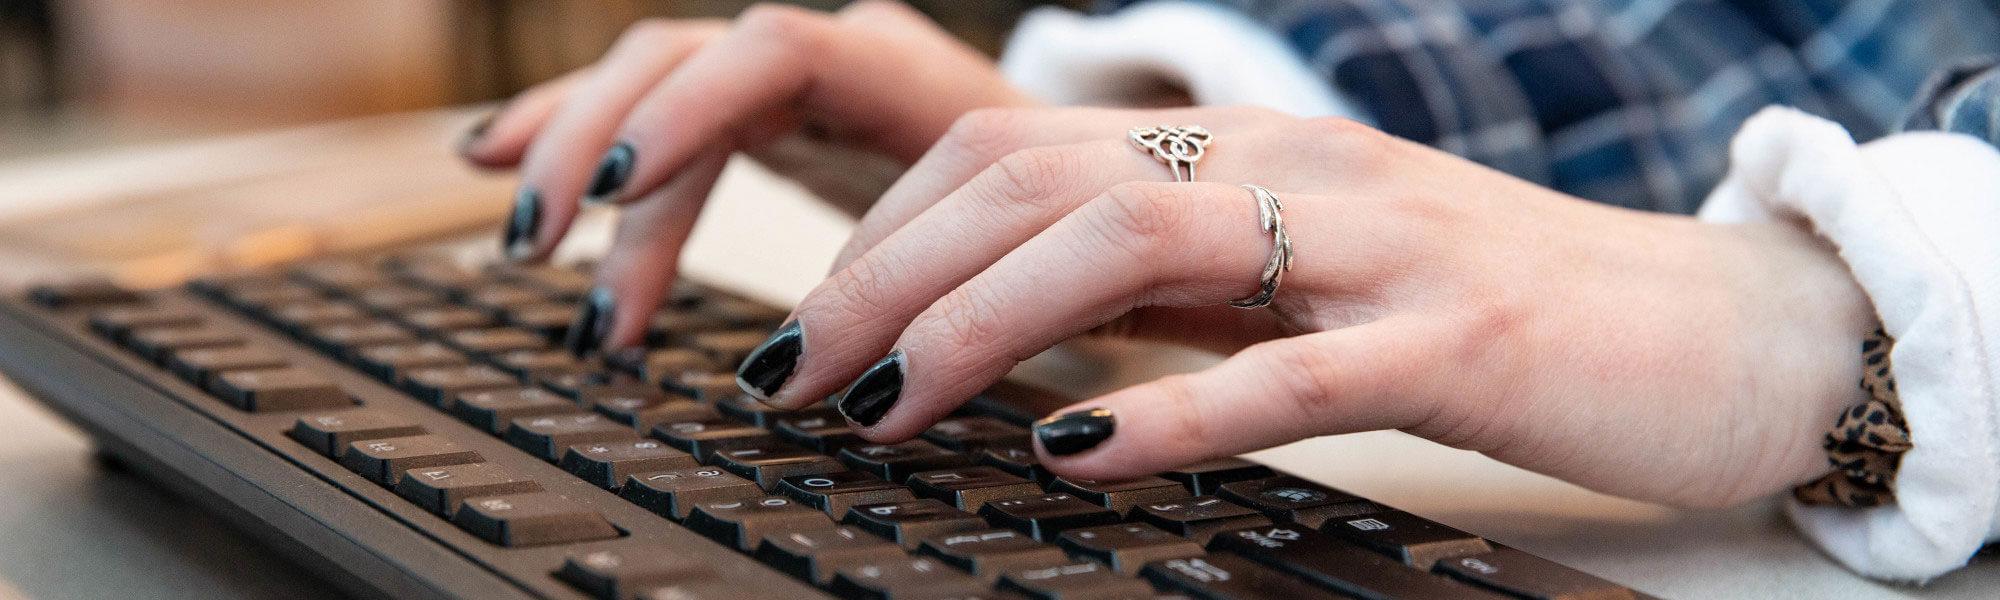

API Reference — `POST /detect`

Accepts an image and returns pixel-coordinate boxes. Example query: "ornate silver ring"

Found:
[1128,124,1211,182]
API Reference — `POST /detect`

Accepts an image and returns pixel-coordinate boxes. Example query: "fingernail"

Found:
[564,287,616,357]
[458,111,495,157]
[838,350,904,427]
[1034,408,1115,456]
[584,142,636,204]
[502,187,541,262]
[736,320,804,401]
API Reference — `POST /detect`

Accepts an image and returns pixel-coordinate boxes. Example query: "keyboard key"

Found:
[29,279,139,308]
[506,413,637,460]
[842,499,988,550]
[305,321,416,357]
[685,329,772,366]
[711,443,846,490]
[90,306,201,340]
[169,346,288,385]
[446,327,548,357]
[997,561,1156,600]
[649,418,779,461]
[684,495,835,551]
[615,347,719,383]
[403,365,518,406]
[828,556,991,600]
[292,261,391,290]
[1048,476,1192,515]
[1217,476,1377,528]
[340,435,481,485]
[753,526,907,585]
[979,493,1120,542]
[1131,496,1272,544]
[401,306,496,335]
[462,284,552,312]
[353,342,468,381]
[775,471,916,516]
[625,579,746,600]
[773,417,866,455]
[1209,524,1503,599]
[538,370,625,399]
[837,440,972,482]
[1161,458,1276,496]
[1431,547,1637,600]
[1141,554,1347,600]
[700,296,788,328]
[396,462,543,516]
[906,466,1044,511]
[604,398,715,433]
[576,383,685,423]
[267,301,369,332]
[665,371,747,402]
[921,416,1031,451]
[213,368,353,412]
[560,439,698,489]
[452,387,580,434]
[715,394,840,428]
[502,302,578,340]
[451,492,621,547]
[395,261,485,295]
[288,412,426,458]
[503,264,596,298]
[918,528,1071,581]
[977,444,1051,483]
[126,326,242,363]
[1057,523,1206,575]
[352,286,444,313]
[620,466,765,520]
[491,348,587,379]
[557,548,712,600]
[1320,510,1493,569]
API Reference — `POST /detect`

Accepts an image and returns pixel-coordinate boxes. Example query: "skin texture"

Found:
[466,4,1874,509]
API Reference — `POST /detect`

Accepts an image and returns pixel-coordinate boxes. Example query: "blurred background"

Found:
[0,0,1084,159]
[0,0,1086,287]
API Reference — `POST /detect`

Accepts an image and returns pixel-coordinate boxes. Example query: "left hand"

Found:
[734,105,1874,508]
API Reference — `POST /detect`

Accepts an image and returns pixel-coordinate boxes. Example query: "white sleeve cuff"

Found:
[997,1,1355,118]
[1698,106,2000,582]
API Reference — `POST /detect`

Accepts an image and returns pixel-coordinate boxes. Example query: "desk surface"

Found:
[0,112,1994,599]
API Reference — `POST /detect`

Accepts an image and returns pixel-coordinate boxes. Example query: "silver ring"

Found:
[1230,184,1293,309]
[1128,125,1211,182]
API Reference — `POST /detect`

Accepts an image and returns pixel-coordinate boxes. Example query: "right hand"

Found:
[459,1,1036,353]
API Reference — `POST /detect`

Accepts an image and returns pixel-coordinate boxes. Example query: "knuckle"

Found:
[937,108,1029,165]
[1300,116,1393,160]
[985,147,1075,206]
[1220,104,1288,124]
[1154,375,1216,446]
[838,0,913,20]
[1092,183,1194,245]
[736,3,825,44]
[608,18,676,52]
[1251,341,1342,414]
[923,285,1013,355]
[817,252,908,321]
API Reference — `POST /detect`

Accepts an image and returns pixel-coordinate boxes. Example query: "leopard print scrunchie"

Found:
[1793,328,1911,507]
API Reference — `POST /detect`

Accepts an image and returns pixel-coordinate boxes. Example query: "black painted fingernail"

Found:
[735,321,804,401]
[564,287,616,357]
[838,350,904,427]
[584,142,635,204]
[458,112,495,157]
[1034,408,1115,456]
[502,188,541,262]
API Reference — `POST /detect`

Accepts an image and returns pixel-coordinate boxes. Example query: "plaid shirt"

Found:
[1107,0,2000,214]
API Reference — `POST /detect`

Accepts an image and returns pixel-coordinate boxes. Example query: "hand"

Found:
[740,105,1876,508]
[458,1,1036,353]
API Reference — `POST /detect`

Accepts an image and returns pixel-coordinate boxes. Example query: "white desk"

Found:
[0,113,1993,599]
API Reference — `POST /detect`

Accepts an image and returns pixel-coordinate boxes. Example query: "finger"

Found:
[833,182,1312,440]
[749,124,1350,410]
[1034,318,1449,480]
[564,149,732,357]
[503,19,724,262]
[606,3,1033,212]
[458,68,591,168]
[826,106,1287,273]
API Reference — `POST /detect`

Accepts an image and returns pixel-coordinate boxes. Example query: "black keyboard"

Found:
[0,256,1649,600]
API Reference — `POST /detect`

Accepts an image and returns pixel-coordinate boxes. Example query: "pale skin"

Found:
[462,2,1875,509]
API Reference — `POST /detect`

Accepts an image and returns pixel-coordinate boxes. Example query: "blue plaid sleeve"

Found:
[1102,0,2000,214]
[1902,58,2000,144]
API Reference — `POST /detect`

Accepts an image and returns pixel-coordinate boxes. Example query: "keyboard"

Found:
[0,255,1649,600]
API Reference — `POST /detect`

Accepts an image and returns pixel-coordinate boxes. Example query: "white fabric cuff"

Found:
[998,1,1352,118]
[1699,106,2000,582]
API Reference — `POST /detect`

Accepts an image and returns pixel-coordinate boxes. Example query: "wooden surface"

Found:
[0,109,1994,598]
